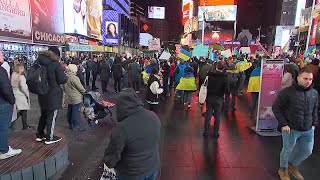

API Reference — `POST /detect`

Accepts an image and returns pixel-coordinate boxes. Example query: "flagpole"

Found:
[306,0,316,53]
[201,1,206,45]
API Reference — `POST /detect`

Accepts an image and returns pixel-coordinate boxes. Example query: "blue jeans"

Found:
[117,170,158,180]
[280,128,314,168]
[183,91,193,104]
[0,103,13,153]
[67,103,81,128]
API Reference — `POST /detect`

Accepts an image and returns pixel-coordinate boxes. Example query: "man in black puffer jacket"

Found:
[272,68,318,180]
[36,47,67,145]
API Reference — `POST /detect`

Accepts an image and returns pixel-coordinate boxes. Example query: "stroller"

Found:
[81,92,114,125]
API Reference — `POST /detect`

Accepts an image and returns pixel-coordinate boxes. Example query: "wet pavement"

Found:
[14,79,320,180]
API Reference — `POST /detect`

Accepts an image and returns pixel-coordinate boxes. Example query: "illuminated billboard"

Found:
[182,3,190,24]
[198,5,237,21]
[274,26,294,48]
[199,0,234,6]
[295,0,306,27]
[148,6,165,19]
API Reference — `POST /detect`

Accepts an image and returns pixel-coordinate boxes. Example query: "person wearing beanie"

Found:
[63,64,86,131]
[35,46,68,144]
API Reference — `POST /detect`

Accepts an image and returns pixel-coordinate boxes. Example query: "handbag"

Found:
[100,164,116,180]
[199,76,209,104]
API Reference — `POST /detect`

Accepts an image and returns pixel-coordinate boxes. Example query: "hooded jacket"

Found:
[63,69,86,105]
[206,71,229,99]
[37,51,67,110]
[272,83,318,131]
[104,89,161,179]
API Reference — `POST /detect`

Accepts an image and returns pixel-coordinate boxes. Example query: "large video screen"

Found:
[198,5,237,21]
[148,6,165,19]
[64,0,88,36]
[199,0,234,6]
[102,10,119,45]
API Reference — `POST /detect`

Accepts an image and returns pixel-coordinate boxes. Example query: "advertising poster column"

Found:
[256,59,284,132]
[30,0,65,45]
[0,0,32,43]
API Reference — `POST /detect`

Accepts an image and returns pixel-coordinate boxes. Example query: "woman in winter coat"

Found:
[11,63,32,130]
[100,60,112,94]
[111,57,123,93]
[176,65,197,108]
[63,64,86,131]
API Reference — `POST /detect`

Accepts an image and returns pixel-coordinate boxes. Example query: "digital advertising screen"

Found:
[87,0,103,40]
[30,0,65,45]
[140,33,153,46]
[182,3,191,25]
[274,26,294,48]
[198,30,234,42]
[148,6,165,19]
[198,5,237,21]
[64,0,88,36]
[295,0,306,27]
[102,10,119,45]
[199,0,234,6]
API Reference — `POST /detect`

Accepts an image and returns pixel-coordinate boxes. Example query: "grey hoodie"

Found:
[104,88,161,179]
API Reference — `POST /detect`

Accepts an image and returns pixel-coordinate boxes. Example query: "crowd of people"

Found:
[0,46,319,180]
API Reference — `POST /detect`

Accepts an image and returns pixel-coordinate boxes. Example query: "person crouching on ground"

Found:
[146,67,163,113]
[11,63,33,130]
[63,64,86,131]
[104,88,161,180]
[273,67,318,180]
[176,64,197,108]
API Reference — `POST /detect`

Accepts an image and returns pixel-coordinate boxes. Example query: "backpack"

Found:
[26,62,49,95]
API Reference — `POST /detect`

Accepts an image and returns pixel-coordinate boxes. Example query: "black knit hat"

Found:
[48,46,61,57]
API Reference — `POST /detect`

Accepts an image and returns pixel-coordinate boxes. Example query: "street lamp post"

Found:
[201,1,206,45]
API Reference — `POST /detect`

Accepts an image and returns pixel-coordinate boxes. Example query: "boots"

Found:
[288,163,304,180]
[278,168,291,180]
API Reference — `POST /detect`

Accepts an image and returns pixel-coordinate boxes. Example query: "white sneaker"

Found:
[0,146,22,160]
[136,91,140,94]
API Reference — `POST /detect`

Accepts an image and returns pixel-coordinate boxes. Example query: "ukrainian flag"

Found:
[247,67,261,93]
[176,77,197,91]
[178,49,192,61]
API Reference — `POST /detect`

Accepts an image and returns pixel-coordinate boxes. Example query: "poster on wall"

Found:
[87,0,102,40]
[257,59,284,131]
[30,0,65,45]
[64,0,87,36]
[0,0,32,42]
[102,10,119,45]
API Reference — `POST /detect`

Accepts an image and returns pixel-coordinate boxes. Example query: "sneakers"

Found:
[288,163,304,180]
[45,136,62,145]
[278,168,291,180]
[35,133,46,142]
[0,146,22,160]
[188,104,191,108]
[135,91,140,94]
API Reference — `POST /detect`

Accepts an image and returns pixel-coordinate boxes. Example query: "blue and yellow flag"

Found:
[178,48,192,61]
